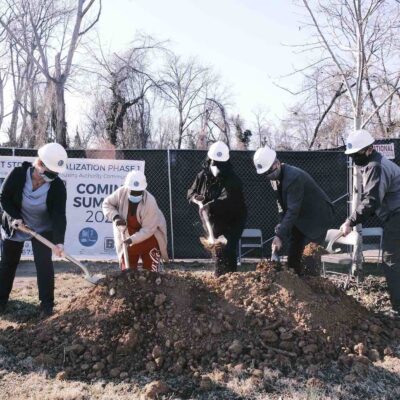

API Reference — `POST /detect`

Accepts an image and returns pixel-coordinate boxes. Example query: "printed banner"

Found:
[373,143,395,160]
[0,157,145,259]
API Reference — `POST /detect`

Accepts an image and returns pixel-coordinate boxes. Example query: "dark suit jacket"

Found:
[274,164,334,242]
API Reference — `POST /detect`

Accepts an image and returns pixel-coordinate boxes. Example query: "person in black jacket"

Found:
[0,143,68,317]
[254,146,334,276]
[340,130,400,315]
[188,141,247,277]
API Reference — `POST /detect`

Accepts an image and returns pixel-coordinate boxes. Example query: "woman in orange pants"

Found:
[102,170,169,271]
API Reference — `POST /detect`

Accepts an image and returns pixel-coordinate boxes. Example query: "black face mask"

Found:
[351,152,369,167]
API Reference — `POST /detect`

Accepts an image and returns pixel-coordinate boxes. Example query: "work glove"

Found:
[124,237,133,246]
[53,244,64,257]
[114,217,126,227]
[11,219,23,229]
[274,224,281,235]
[340,220,352,236]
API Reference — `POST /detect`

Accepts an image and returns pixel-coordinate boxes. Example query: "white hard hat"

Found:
[207,141,230,162]
[345,129,375,155]
[253,146,277,174]
[124,170,147,191]
[38,143,68,173]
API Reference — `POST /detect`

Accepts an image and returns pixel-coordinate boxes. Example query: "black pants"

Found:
[0,231,54,309]
[382,213,400,311]
[215,233,240,277]
[287,226,325,276]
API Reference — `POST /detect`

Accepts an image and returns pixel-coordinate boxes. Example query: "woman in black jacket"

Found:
[188,141,247,277]
[0,143,68,317]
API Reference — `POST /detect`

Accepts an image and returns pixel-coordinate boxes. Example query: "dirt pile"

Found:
[1,264,399,382]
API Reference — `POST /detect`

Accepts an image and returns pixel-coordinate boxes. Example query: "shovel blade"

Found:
[84,274,104,285]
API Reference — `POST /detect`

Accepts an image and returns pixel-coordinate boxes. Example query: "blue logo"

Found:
[347,143,352,149]
[134,181,140,187]
[257,163,263,169]
[217,151,223,157]
[79,227,98,247]
[58,160,64,166]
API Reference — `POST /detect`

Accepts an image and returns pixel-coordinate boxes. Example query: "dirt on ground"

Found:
[0,255,399,399]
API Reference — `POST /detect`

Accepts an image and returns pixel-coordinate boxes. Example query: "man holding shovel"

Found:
[253,146,334,276]
[0,143,68,317]
[340,130,400,315]
[188,141,247,277]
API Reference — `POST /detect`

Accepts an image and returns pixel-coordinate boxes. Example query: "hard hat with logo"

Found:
[207,141,230,162]
[38,143,68,173]
[124,170,147,191]
[253,146,277,174]
[345,129,375,155]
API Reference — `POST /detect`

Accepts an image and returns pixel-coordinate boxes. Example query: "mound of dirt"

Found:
[1,263,399,382]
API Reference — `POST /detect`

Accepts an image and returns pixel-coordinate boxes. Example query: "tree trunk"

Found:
[53,80,67,147]
[8,99,20,146]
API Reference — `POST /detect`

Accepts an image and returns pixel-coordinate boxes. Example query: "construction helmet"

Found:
[124,170,147,191]
[253,146,277,174]
[37,143,68,173]
[345,129,375,155]
[207,141,230,162]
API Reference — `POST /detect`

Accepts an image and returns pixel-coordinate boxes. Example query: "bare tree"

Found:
[0,0,102,147]
[159,55,218,149]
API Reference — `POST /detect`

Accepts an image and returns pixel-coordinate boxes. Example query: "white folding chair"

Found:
[238,229,263,265]
[362,227,383,267]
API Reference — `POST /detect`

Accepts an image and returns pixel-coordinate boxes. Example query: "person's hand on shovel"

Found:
[123,237,133,246]
[340,220,352,236]
[53,244,64,257]
[271,236,283,252]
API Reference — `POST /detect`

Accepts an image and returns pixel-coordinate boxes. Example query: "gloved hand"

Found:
[340,220,352,236]
[11,219,23,229]
[124,237,133,246]
[114,217,126,227]
[272,236,283,252]
[53,244,64,257]
[192,194,205,209]
[274,224,281,235]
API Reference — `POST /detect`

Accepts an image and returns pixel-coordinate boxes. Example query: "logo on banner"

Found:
[79,227,98,247]
[104,237,115,251]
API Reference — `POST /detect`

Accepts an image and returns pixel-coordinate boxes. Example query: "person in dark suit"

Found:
[253,146,334,275]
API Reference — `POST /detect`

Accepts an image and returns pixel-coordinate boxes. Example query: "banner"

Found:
[373,143,395,160]
[0,157,145,259]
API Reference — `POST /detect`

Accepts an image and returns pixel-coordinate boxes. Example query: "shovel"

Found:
[326,230,344,254]
[16,224,102,285]
[118,225,131,270]
[271,245,282,271]
[193,195,227,250]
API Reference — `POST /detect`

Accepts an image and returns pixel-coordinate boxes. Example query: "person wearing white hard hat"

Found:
[102,170,168,271]
[340,129,400,315]
[254,146,334,276]
[0,142,68,317]
[187,141,247,277]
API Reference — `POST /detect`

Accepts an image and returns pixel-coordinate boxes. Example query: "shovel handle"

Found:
[16,224,92,278]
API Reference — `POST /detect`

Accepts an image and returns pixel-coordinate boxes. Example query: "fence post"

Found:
[12,147,15,157]
[167,149,175,261]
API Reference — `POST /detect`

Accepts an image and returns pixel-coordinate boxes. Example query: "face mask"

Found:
[351,152,369,167]
[210,165,220,177]
[38,167,58,182]
[265,166,281,181]
[129,195,143,203]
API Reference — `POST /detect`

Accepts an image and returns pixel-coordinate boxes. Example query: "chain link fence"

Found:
[1,139,399,260]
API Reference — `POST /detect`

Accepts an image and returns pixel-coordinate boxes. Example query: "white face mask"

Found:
[129,194,143,203]
[210,165,220,177]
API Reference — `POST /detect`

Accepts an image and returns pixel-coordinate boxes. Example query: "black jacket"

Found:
[349,150,400,226]
[0,162,67,244]
[187,160,247,237]
[274,164,334,242]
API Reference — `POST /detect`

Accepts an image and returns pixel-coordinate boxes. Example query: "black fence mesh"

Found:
[3,140,400,259]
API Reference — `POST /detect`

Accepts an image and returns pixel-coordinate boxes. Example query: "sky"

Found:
[66,0,311,132]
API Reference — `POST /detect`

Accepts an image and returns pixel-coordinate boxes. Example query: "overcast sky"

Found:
[66,0,311,131]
